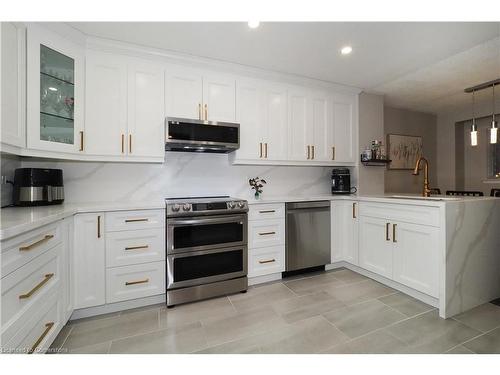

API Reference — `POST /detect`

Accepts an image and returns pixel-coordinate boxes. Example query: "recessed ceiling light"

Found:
[248,21,260,29]
[341,46,353,55]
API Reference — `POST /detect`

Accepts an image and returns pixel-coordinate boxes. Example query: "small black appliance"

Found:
[331,168,355,195]
[13,168,64,206]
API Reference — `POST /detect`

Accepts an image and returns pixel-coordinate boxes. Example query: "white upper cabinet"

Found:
[127,59,165,159]
[165,66,235,123]
[202,74,236,122]
[311,91,334,162]
[26,24,85,154]
[287,88,310,161]
[165,67,203,120]
[234,79,287,162]
[333,93,356,163]
[85,51,165,161]
[1,23,25,149]
[85,50,127,156]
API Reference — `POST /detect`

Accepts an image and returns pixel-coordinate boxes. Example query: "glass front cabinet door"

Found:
[27,24,84,154]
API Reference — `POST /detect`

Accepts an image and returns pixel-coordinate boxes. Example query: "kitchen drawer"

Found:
[105,209,165,232]
[1,222,62,277]
[106,261,165,304]
[249,219,285,249]
[4,292,62,354]
[106,228,165,268]
[1,244,61,335]
[248,246,285,278]
[358,202,440,227]
[248,203,285,221]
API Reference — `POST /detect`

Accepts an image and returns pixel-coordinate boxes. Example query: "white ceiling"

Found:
[69,22,500,114]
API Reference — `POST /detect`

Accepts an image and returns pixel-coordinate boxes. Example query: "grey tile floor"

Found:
[50,268,500,354]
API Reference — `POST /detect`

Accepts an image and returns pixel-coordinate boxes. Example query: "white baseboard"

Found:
[326,262,439,309]
[70,294,166,320]
[248,273,282,286]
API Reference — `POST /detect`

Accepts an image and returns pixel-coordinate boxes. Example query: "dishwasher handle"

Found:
[286,201,330,210]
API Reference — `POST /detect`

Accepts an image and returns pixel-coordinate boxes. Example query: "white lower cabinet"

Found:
[73,213,106,309]
[331,200,358,265]
[106,261,165,304]
[247,204,285,278]
[357,202,439,298]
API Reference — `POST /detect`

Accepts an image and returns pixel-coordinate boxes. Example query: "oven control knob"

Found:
[237,201,245,209]
[171,204,181,212]
[183,203,191,211]
[228,201,236,209]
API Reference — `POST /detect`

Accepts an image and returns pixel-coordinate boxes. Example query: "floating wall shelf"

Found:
[361,157,392,166]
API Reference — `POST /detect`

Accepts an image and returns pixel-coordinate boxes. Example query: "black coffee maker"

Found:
[331,168,355,195]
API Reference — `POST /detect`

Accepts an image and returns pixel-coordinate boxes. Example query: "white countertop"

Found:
[1,194,496,241]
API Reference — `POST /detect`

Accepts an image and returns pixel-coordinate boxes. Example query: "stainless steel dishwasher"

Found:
[285,201,331,272]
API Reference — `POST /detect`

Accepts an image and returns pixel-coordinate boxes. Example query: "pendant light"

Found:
[491,84,498,144]
[471,90,478,147]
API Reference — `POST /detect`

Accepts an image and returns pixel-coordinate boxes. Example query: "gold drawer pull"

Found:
[121,134,125,153]
[259,231,276,236]
[259,142,263,158]
[19,235,54,251]
[264,143,268,158]
[332,146,335,160]
[204,104,208,121]
[79,131,84,152]
[259,210,276,214]
[29,322,54,354]
[125,245,149,251]
[259,259,276,264]
[125,218,149,223]
[386,223,391,241]
[19,273,54,299]
[352,202,356,219]
[198,103,202,120]
[125,278,150,286]
[311,145,315,160]
[393,224,397,243]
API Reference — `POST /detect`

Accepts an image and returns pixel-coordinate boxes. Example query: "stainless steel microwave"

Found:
[165,117,240,153]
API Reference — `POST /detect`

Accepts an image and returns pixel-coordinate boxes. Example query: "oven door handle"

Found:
[168,215,247,226]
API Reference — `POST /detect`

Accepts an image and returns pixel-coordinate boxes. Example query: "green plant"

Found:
[249,177,267,198]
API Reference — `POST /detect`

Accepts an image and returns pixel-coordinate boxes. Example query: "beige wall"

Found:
[358,92,385,196]
[384,107,437,194]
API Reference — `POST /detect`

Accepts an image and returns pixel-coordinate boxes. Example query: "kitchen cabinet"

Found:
[85,50,165,161]
[73,213,105,309]
[357,202,439,297]
[392,222,439,297]
[331,200,358,265]
[1,22,26,149]
[332,93,356,163]
[165,66,235,122]
[358,215,393,279]
[311,92,334,162]
[234,79,287,162]
[26,24,85,154]
[287,88,310,161]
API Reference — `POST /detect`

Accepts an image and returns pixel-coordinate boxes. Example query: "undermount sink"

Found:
[387,195,462,201]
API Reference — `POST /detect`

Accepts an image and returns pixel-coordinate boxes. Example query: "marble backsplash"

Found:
[19,153,354,203]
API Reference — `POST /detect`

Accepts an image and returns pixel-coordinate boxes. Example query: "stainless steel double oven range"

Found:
[165,196,248,307]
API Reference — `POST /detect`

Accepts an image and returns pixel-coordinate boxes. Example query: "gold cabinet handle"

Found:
[79,131,84,151]
[204,104,208,121]
[129,134,132,154]
[259,142,263,158]
[29,322,54,354]
[121,134,125,154]
[306,145,310,160]
[332,146,335,160]
[125,278,149,286]
[125,245,149,251]
[19,273,54,299]
[264,143,268,158]
[259,210,276,213]
[19,235,54,251]
[259,259,276,264]
[125,218,149,223]
[393,224,397,243]
[259,231,276,236]
[97,215,101,238]
[311,145,315,160]
[198,103,202,120]
[386,223,391,241]
[352,202,356,219]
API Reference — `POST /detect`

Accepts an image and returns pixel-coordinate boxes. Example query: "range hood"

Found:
[165,117,240,153]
